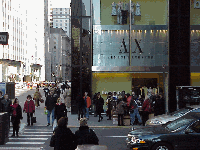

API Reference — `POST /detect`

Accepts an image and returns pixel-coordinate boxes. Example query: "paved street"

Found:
[0,87,143,150]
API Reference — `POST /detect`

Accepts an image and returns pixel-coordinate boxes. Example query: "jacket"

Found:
[51,126,77,150]
[0,96,4,112]
[23,100,35,113]
[142,99,152,113]
[1,99,12,113]
[55,103,67,119]
[83,96,91,108]
[96,97,104,114]
[116,100,125,114]
[33,91,42,100]
[45,95,57,111]
[10,104,23,122]
[75,126,99,145]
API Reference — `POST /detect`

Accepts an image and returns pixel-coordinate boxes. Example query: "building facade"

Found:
[71,0,200,114]
[0,0,44,83]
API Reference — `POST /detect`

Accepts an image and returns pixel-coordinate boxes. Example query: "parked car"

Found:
[15,82,24,89]
[146,105,200,126]
[126,108,200,150]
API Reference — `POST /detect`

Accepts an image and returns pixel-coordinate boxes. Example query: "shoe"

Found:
[87,118,89,120]
[16,134,19,137]
[31,124,33,126]
[101,116,103,120]
[47,123,50,126]
[107,119,111,120]
[11,134,15,137]
[98,120,100,122]
[27,124,30,126]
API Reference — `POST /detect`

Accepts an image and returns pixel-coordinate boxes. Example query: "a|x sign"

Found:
[133,39,143,53]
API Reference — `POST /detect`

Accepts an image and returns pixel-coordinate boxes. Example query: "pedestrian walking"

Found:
[23,95,35,126]
[83,92,91,120]
[43,86,50,97]
[142,95,152,126]
[56,87,61,98]
[10,98,23,137]
[0,91,4,112]
[55,97,67,123]
[50,117,77,150]
[33,88,42,108]
[116,96,125,126]
[96,92,104,122]
[76,92,85,120]
[106,92,112,120]
[92,93,98,117]
[129,92,142,126]
[75,118,99,145]
[45,91,57,126]
[2,94,12,127]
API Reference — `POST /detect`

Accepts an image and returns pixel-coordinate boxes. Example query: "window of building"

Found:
[65,27,67,30]
[56,23,58,26]
[60,20,62,22]
[60,12,62,14]
[60,8,62,11]
[65,23,67,26]
[60,23,62,26]
[54,46,56,49]
[56,20,58,22]
[65,20,67,22]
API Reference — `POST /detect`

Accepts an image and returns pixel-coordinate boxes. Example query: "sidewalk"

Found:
[19,88,135,132]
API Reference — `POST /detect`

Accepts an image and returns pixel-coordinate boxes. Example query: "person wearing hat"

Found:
[75,118,99,145]
[106,92,112,120]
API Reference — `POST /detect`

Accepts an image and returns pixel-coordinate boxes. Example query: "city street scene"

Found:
[0,0,200,150]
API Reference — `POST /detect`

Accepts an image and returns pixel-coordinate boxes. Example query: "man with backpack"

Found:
[129,91,142,126]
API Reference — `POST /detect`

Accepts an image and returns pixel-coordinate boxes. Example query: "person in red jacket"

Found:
[23,95,35,126]
[83,92,91,120]
[142,95,152,126]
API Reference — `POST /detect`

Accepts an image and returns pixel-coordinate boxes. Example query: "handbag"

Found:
[39,98,44,103]
[32,116,36,123]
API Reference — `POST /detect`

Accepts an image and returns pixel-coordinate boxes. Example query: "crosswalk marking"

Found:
[25,129,53,131]
[9,138,48,140]
[0,147,44,150]
[6,142,45,144]
[19,135,52,137]
[24,132,52,133]
[103,136,127,138]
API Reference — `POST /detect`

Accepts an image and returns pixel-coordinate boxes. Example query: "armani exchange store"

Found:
[90,0,200,113]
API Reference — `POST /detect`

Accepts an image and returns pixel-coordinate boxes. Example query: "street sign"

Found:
[0,32,9,45]
[0,83,6,96]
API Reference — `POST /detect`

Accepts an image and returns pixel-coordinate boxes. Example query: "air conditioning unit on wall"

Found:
[194,0,200,9]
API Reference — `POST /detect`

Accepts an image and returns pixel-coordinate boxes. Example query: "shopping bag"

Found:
[44,107,48,115]
[53,120,57,131]
[32,116,36,123]
[39,98,44,103]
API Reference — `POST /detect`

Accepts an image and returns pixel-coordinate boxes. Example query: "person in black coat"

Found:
[2,94,12,127]
[50,117,77,150]
[45,91,57,126]
[55,97,67,123]
[56,87,61,98]
[96,93,104,122]
[10,98,23,137]
[76,92,86,120]
[75,118,99,145]
[0,91,4,112]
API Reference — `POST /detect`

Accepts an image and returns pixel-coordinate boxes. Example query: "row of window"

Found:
[55,20,69,23]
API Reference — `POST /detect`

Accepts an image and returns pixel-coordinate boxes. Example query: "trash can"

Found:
[0,112,9,145]
[123,115,130,126]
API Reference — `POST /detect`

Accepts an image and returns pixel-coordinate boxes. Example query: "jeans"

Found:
[85,107,89,118]
[27,113,33,125]
[47,108,55,125]
[130,108,142,125]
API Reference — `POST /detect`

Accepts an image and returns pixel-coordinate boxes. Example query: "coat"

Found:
[10,104,23,123]
[1,99,12,113]
[75,126,99,145]
[50,126,77,150]
[116,100,125,114]
[142,99,152,113]
[33,91,42,100]
[76,95,85,109]
[23,100,35,113]
[96,97,104,114]
[45,95,57,111]
[55,103,67,120]
[83,96,91,108]
[0,96,4,112]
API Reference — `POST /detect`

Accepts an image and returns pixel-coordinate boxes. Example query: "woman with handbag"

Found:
[33,88,42,108]
[10,98,23,137]
[23,95,35,126]
[55,97,67,123]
